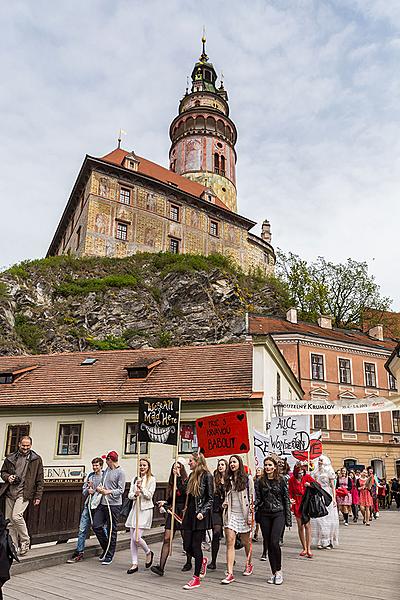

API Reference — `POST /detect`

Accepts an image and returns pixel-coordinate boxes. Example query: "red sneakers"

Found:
[199,557,208,579]
[243,563,253,576]
[183,576,201,590]
[221,573,235,585]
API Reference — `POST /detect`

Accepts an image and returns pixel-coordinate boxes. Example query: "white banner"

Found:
[281,396,400,416]
[269,415,310,468]
[254,428,322,469]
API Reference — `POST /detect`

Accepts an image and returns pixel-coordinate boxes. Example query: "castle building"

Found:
[47,38,275,273]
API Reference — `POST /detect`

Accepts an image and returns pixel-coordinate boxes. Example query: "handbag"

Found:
[120,496,133,519]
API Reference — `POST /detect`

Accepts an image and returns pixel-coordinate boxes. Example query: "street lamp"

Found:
[274,398,284,418]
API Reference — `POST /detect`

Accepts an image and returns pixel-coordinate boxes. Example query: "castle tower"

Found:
[169,35,238,213]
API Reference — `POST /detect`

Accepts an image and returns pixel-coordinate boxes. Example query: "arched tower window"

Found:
[185,117,194,131]
[217,119,225,136]
[214,153,220,174]
[177,121,184,137]
[220,155,226,176]
[204,70,211,81]
[206,116,216,131]
[195,116,205,130]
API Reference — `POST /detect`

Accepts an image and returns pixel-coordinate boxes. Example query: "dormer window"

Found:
[124,359,162,381]
[127,367,149,379]
[0,365,38,384]
[123,153,140,172]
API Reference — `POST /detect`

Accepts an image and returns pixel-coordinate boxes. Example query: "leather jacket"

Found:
[255,477,292,527]
[194,472,214,516]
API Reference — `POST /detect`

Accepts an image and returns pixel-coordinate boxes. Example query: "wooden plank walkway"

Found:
[5,510,400,599]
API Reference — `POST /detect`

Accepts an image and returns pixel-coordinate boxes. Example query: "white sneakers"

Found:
[267,572,283,585]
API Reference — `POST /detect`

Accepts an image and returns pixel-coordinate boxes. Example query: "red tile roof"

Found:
[249,315,397,351]
[0,343,253,408]
[101,148,231,211]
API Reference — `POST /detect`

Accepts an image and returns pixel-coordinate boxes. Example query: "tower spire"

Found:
[199,26,208,62]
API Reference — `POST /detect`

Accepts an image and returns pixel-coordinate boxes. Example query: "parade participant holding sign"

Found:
[221,455,254,585]
[288,462,315,558]
[208,458,228,570]
[255,455,291,585]
[181,453,213,590]
[125,458,156,574]
[151,459,191,576]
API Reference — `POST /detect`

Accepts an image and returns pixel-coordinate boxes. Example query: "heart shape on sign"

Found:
[237,413,245,421]
[197,421,203,429]
[291,439,323,463]
[240,443,247,451]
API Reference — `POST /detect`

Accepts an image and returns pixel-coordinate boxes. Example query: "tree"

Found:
[276,251,392,329]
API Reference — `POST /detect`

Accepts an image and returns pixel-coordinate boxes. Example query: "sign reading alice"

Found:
[138,396,180,446]
[268,415,310,468]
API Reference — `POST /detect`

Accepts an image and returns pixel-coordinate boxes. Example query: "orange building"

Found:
[249,310,400,478]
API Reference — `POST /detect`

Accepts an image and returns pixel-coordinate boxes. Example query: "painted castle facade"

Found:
[47,39,275,273]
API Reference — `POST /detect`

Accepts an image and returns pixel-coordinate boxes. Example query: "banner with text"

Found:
[196,410,249,458]
[254,428,322,469]
[138,396,180,445]
[281,396,400,416]
[268,415,310,468]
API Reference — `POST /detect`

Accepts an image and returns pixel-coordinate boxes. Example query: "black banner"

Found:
[138,397,180,446]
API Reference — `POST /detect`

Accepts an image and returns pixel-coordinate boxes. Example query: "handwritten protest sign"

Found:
[254,429,270,468]
[196,411,249,458]
[268,415,310,468]
[138,397,180,445]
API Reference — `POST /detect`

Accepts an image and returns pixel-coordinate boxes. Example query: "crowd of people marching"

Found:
[61,449,397,590]
[1,436,397,594]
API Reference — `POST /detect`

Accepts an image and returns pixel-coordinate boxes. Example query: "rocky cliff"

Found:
[0,253,288,356]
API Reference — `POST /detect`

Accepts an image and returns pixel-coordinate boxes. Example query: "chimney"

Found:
[286,307,298,324]
[318,315,333,329]
[261,220,271,243]
[368,324,384,341]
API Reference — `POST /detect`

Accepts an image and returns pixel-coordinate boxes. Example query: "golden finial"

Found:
[200,26,208,62]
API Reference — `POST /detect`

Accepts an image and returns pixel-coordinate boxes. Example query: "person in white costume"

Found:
[311,455,339,549]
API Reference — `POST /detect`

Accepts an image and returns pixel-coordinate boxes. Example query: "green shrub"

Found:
[14,314,43,353]
[0,282,9,301]
[86,336,129,350]
[156,330,173,347]
[56,274,138,296]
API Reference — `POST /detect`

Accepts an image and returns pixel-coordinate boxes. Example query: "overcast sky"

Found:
[1,0,399,308]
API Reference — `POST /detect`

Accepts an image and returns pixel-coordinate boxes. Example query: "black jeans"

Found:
[93,503,121,560]
[183,530,203,577]
[259,511,285,574]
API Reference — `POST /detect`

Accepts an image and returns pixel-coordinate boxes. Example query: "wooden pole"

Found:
[135,440,141,543]
[169,398,181,557]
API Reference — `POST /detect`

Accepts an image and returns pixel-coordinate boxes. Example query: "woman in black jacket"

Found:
[181,452,213,590]
[255,455,291,586]
[209,458,228,570]
[151,459,190,576]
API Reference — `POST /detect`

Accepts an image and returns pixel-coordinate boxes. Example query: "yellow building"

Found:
[47,38,275,274]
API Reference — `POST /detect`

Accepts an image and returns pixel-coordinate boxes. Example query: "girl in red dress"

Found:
[288,462,315,558]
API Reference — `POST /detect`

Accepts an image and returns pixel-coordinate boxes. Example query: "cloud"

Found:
[0,0,398,308]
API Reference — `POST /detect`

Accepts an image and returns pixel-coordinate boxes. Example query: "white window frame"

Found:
[367,411,381,433]
[363,361,378,388]
[337,356,353,385]
[341,413,355,432]
[310,352,325,381]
